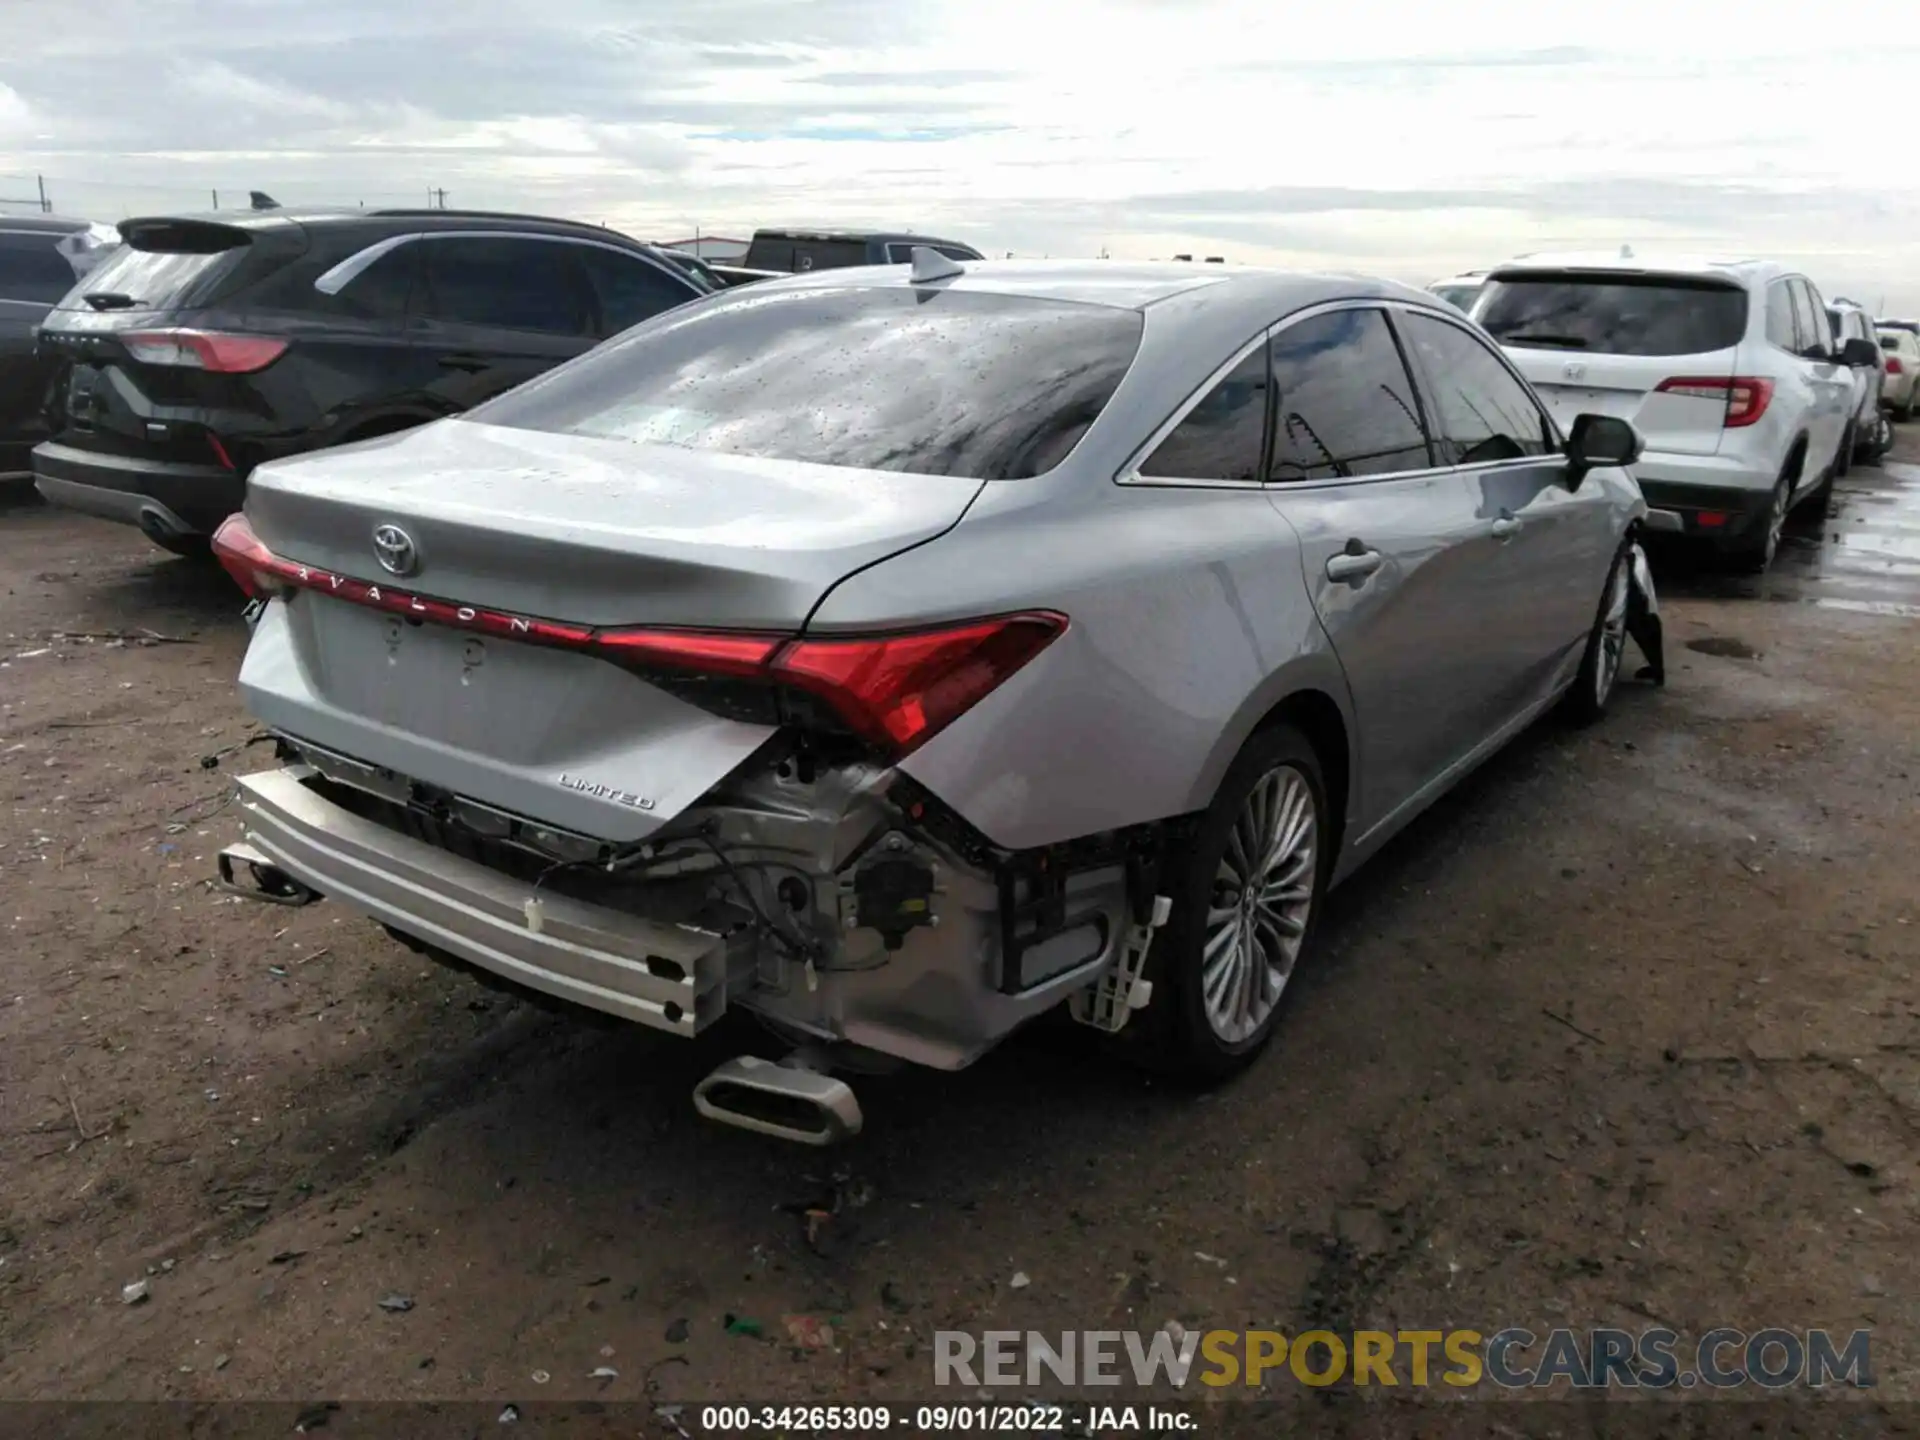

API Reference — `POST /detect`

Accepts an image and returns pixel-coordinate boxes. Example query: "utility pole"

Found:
[212,189,219,210]
[428,187,448,209]
[38,174,49,212]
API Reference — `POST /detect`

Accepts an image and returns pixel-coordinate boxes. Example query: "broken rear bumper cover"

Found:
[224,765,735,1035]
[218,760,1131,1072]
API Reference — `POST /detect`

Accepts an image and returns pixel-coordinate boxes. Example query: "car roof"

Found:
[752,228,972,245]
[0,214,102,234]
[115,207,649,245]
[745,257,1437,315]
[1486,250,1789,285]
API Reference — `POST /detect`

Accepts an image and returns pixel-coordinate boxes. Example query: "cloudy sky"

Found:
[4,0,1920,308]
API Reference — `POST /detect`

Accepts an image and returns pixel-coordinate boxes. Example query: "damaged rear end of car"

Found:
[212,274,1151,1145]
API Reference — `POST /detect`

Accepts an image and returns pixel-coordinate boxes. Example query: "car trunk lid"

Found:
[235,417,986,841]
[1479,268,1749,457]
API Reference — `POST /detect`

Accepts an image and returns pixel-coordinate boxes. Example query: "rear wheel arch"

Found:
[1782,433,1809,483]
[1249,689,1350,868]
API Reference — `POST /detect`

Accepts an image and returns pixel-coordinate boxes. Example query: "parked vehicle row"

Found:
[23,207,720,553]
[12,211,994,553]
[1439,252,1896,572]
[0,215,117,477]
[204,246,1664,1142]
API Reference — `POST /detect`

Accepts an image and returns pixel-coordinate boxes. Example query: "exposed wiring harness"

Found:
[525,824,832,971]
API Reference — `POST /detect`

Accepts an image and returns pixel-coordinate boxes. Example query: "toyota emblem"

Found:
[372,523,418,577]
[1562,361,1587,382]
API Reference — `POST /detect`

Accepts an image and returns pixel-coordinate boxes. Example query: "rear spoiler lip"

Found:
[116,216,267,253]
[1483,266,1747,293]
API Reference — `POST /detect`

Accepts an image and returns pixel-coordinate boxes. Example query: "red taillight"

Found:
[1655,376,1773,428]
[208,515,1066,757]
[1694,511,1730,529]
[211,513,288,598]
[122,328,288,373]
[1888,358,1904,375]
[771,614,1067,754]
[593,628,783,679]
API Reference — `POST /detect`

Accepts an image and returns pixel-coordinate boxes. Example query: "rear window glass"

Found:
[1477,274,1748,357]
[1429,283,1481,312]
[472,286,1143,480]
[58,240,241,312]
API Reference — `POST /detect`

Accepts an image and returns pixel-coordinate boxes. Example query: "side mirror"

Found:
[1566,413,1643,483]
[1839,337,1880,368]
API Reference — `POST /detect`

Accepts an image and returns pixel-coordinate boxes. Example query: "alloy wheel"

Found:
[1762,479,1788,565]
[1202,766,1316,1044]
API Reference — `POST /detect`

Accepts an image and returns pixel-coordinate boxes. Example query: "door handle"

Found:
[1325,548,1384,583]
[1491,516,1522,540]
[438,353,489,372]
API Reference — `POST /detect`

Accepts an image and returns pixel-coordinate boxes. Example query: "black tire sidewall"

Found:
[1137,725,1329,1082]
[1562,541,1629,724]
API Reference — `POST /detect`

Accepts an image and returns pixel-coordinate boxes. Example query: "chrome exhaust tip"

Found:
[693,1054,863,1146]
[216,841,322,907]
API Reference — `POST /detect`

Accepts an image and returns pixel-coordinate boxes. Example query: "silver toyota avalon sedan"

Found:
[210,251,1654,1144]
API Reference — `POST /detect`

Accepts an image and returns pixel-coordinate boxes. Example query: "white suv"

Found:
[1476,254,1870,571]
[1825,299,1891,465]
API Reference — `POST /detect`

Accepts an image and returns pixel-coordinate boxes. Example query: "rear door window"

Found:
[1140,347,1269,482]
[1766,283,1797,351]
[0,232,80,304]
[332,244,417,319]
[421,237,592,336]
[1398,313,1554,465]
[573,246,698,336]
[1265,308,1431,481]
[1478,274,1748,356]
[472,286,1142,480]
[1790,281,1828,357]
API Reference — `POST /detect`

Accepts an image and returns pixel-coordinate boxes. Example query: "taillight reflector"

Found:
[123,328,288,374]
[1655,375,1773,428]
[1888,358,1905,375]
[208,514,1066,757]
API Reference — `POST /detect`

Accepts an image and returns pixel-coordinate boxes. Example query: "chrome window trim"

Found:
[1119,298,1459,490]
[1118,296,1575,495]
[314,230,696,300]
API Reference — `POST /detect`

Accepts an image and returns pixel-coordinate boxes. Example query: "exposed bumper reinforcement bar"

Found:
[227,765,730,1037]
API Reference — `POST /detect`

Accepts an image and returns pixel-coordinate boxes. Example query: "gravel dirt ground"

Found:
[0,432,1916,1429]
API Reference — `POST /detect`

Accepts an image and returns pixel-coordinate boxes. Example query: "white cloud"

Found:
[4,0,1920,306]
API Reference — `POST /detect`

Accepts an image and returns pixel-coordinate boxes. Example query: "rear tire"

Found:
[1128,725,1329,1083]
[1728,469,1792,575]
[1897,397,1915,423]
[1560,544,1630,726]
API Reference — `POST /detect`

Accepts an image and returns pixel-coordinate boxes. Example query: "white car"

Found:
[1476,253,1869,572]
[1880,327,1920,419]
[1426,271,1488,312]
[1825,300,1892,465]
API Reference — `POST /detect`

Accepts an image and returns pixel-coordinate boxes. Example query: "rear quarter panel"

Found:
[807,473,1352,851]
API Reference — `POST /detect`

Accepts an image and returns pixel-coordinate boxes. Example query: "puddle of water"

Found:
[1654,461,1920,614]
[1686,636,1760,659]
